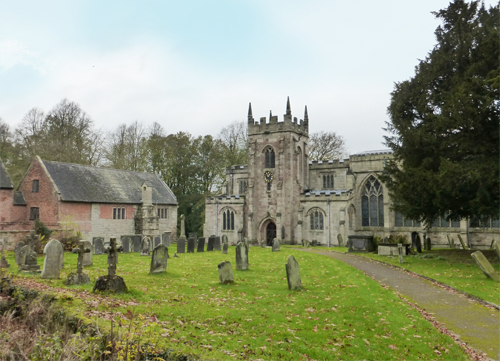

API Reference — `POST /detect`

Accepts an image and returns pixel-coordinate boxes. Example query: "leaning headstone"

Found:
[272,238,280,252]
[471,251,500,282]
[197,237,205,252]
[93,239,127,293]
[132,236,141,252]
[141,236,151,256]
[285,255,302,290]
[154,235,161,248]
[493,240,500,261]
[207,235,215,252]
[447,234,455,249]
[187,237,196,253]
[222,243,228,254]
[177,237,186,254]
[65,241,91,285]
[303,240,310,248]
[81,240,93,266]
[93,237,104,255]
[337,234,343,247]
[121,236,131,253]
[236,242,249,271]
[162,232,171,247]
[41,239,63,279]
[150,245,168,274]
[412,233,422,253]
[398,243,404,264]
[425,237,432,251]
[222,234,228,245]
[214,236,222,251]
[15,241,25,265]
[218,261,234,284]
[0,240,10,269]
[457,234,468,250]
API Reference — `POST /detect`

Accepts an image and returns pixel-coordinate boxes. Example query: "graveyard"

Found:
[2,239,497,360]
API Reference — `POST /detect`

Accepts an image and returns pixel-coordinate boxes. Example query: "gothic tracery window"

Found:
[309,209,324,230]
[264,147,275,168]
[361,176,384,227]
[222,209,235,230]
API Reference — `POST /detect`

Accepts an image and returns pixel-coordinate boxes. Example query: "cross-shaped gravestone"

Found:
[65,241,91,285]
[73,241,91,275]
[105,238,123,277]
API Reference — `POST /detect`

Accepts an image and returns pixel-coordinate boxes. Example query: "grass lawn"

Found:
[343,248,500,305]
[3,247,471,360]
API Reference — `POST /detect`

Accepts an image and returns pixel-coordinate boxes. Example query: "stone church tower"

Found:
[245,97,309,245]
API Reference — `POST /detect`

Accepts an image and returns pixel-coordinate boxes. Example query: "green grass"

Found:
[349,249,500,305]
[3,247,470,360]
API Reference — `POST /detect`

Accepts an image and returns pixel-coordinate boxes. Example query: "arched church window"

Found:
[309,209,324,230]
[222,209,235,230]
[264,147,275,168]
[361,176,384,227]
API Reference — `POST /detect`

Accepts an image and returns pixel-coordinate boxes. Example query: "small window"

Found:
[239,180,247,194]
[32,180,39,193]
[157,208,168,219]
[113,207,126,219]
[29,207,39,220]
[264,147,275,168]
[323,174,334,189]
[222,209,235,230]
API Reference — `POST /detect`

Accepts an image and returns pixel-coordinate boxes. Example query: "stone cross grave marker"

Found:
[471,251,499,282]
[0,238,10,269]
[236,242,249,271]
[93,237,104,255]
[457,234,468,250]
[162,232,171,247]
[177,236,186,253]
[154,235,161,248]
[285,255,302,290]
[105,238,123,277]
[272,238,280,252]
[187,237,196,253]
[222,242,228,254]
[15,241,25,265]
[150,244,168,274]
[81,240,93,266]
[121,236,131,253]
[218,261,234,284]
[132,236,141,252]
[141,236,151,256]
[207,235,215,252]
[197,237,205,252]
[66,241,91,285]
[93,238,127,293]
[214,236,221,251]
[41,239,63,279]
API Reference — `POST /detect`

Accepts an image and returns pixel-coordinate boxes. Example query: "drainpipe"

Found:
[327,199,331,248]
[215,199,219,237]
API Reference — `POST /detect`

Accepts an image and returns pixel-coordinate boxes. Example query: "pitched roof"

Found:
[0,159,14,189]
[42,160,177,205]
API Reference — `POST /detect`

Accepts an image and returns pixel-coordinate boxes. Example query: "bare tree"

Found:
[308,131,347,161]
[105,121,148,172]
[218,121,248,166]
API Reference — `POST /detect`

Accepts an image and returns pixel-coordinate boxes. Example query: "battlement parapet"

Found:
[205,194,246,204]
[309,159,350,168]
[301,189,351,199]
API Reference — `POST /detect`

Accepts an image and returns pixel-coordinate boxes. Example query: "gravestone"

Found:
[457,234,468,250]
[347,235,374,252]
[222,243,228,254]
[218,261,234,284]
[222,234,228,245]
[154,235,161,248]
[177,237,186,253]
[15,241,25,265]
[93,238,127,293]
[447,234,455,249]
[411,233,422,253]
[103,240,110,251]
[493,240,500,260]
[236,242,249,271]
[93,237,104,255]
[281,225,285,240]
[41,239,63,279]
[337,234,343,247]
[92,237,104,254]
[471,251,499,282]
[150,245,168,274]
[18,233,41,272]
[81,240,93,266]
[187,237,196,253]
[141,236,151,256]
[162,232,171,247]
[398,243,404,264]
[272,238,280,252]
[132,236,142,252]
[207,235,215,252]
[303,239,310,248]
[180,214,186,237]
[121,236,131,253]
[197,237,205,252]
[425,237,432,251]
[285,255,302,290]
[65,241,91,285]
[0,239,10,269]
[214,236,222,251]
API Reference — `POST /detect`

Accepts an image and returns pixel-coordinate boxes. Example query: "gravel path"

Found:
[299,249,500,360]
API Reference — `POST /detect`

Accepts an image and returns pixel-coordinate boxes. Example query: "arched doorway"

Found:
[266,222,276,246]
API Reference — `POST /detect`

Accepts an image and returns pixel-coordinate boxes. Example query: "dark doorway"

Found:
[266,222,276,246]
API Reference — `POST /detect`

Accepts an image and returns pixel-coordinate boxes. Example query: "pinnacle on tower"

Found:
[304,105,309,122]
[248,103,253,118]
[286,96,291,115]
[269,110,273,121]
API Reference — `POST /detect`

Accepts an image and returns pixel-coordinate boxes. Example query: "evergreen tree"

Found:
[383,0,499,226]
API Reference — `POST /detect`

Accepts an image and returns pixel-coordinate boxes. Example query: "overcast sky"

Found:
[0,0,496,155]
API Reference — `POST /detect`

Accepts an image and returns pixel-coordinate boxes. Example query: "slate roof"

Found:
[42,160,177,205]
[0,159,14,189]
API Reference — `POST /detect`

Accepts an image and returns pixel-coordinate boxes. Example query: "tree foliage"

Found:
[308,131,347,161]
[382,0,499,226]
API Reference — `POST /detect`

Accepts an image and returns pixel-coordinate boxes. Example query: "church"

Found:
[204,99,498,249]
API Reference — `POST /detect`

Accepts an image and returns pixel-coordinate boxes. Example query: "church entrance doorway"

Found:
[266,222,276,246]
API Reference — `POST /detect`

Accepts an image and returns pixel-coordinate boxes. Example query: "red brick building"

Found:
[0,156,178,243]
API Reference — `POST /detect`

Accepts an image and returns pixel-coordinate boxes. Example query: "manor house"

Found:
[204,99,499,249]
